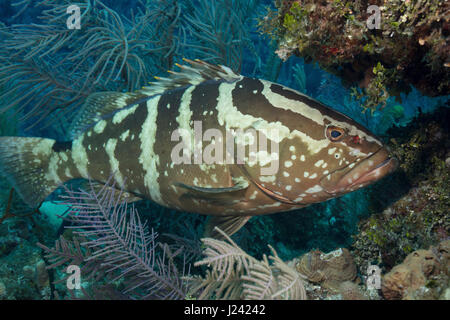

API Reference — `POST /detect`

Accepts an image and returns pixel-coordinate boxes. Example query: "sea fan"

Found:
[191,227,307,300]
[0,0,263,132]
[0,0,166,131]
[181,0,256,72]
[37,235,106,286]
[40,177,189,300]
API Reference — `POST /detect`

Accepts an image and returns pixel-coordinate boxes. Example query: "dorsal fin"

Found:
[69,91,149,139]
[137,58,242,97]
[69,59,242,139]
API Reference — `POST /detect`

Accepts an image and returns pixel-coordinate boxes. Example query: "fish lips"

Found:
[320,148,398,195]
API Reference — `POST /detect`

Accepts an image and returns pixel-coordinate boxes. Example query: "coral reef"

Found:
[352,107,450,270]
[381,240,449,300]
[295,248,357,291]
[0,193,56,299]
[259,0,449,112]
[338,281,367,300]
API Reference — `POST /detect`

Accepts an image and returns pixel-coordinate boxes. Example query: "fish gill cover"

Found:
[0,0,448,301]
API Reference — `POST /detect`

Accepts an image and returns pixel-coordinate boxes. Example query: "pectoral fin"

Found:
[204,215,252,239]
[175,178,249,206]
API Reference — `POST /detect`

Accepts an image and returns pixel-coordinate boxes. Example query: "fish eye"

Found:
[326,126,345,142]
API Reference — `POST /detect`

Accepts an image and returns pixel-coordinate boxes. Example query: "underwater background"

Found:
[0,0,448,300]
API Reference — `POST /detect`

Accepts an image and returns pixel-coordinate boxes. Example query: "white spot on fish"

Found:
[305,185,323,193]
[260,175,276,183]
[60,153,68,162]
[250,191,258,200]
[120,130,130,142]
[252,151,279,167]
[65,168,72,179]
[112,105,137,125]
[46,154,62,184]
[93,120,107,134]
[106,138,124,187]
[72,134,89,178]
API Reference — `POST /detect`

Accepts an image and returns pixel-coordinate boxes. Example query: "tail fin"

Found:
[0,137,66,207]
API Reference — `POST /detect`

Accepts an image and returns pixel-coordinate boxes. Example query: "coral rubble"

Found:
[381,240,449,300]
[295,248,357,291]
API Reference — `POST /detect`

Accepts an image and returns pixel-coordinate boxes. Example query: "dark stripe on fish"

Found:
[115,101,149,194]
[190,81,221,121]
[269,83,375,135]
[233,78,325,140]
[52,141,72,152]
[154,86,187,203]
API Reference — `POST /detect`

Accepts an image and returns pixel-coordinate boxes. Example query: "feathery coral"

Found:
[39,177,189,299]
[191,227,307,300]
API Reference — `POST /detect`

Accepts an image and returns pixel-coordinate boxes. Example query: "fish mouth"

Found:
[320,148,398,195]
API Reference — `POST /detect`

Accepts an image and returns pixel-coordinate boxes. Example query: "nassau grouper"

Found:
[0,59,398,237]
